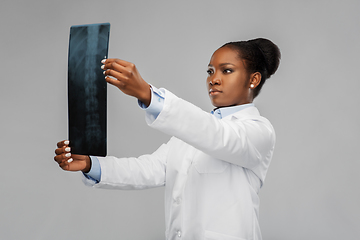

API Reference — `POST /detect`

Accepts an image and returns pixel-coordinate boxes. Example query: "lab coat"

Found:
[84,89,276,240]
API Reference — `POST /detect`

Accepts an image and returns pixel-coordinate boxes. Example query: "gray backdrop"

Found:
[1,0,359,239]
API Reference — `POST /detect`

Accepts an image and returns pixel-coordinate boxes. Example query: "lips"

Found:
[209,88,222,96]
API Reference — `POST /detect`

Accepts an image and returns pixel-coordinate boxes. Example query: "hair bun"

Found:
[251,38,281,78]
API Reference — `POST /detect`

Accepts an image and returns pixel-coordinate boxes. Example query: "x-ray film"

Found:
[68,23,110,156]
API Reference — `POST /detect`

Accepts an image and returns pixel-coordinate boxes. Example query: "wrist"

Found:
[138,84,151,107]
[82,156,91,173]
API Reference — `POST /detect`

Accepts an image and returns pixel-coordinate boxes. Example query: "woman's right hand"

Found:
[54,140,91,173]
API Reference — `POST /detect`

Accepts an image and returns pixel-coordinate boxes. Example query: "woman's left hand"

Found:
[102,58,151,107]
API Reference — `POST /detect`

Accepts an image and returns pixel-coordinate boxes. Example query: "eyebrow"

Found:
[208,63,236,67]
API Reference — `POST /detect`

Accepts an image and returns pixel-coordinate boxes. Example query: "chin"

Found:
[212,103,225,108]
[210,99,228,108]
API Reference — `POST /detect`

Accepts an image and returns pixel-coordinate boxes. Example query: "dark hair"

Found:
[222,38,281,98]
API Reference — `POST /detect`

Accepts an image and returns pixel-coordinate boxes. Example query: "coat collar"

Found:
[223,106,261,120]
[212,103,255,119]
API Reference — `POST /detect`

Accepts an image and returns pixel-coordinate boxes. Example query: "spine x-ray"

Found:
[68,23,110,156]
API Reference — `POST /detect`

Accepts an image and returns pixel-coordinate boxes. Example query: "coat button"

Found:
[177,230,181,237]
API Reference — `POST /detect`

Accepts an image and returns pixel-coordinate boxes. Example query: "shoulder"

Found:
[228,106,269,122]
[229,106,275,137]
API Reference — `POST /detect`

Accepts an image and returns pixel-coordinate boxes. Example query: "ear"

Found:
[249,72,261,89]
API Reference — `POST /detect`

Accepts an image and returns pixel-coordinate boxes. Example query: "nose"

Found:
[209,78,221,86]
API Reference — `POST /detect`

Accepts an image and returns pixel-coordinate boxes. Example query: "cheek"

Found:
[229,75,249,98]
[232,74,248,89]
[238,76,251,92]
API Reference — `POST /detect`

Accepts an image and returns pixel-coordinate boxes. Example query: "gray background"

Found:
[1,0,359,239]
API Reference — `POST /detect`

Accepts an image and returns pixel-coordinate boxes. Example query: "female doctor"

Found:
[54,38,281,240]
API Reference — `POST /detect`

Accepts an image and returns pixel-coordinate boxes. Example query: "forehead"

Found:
[209,46,242,66]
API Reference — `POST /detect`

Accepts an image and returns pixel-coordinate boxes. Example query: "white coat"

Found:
[84,89,276,240]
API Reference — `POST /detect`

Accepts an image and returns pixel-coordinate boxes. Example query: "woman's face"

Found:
[207,47,252,108]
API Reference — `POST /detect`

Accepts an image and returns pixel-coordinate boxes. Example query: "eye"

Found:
[223,68,233,74]
[207,69,214,75]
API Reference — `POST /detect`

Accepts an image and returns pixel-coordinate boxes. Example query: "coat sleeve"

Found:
[146,89,275,175]
[84,141,170,190]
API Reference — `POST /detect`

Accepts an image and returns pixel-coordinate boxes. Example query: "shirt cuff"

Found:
[83,156,101,183]
[138,85,165,120]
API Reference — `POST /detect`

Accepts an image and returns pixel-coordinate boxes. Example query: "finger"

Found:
[105,76,126,88]
[59,157,73,165]
[101,58,118,64]
[59,158,83,172]
[101,62,125,75]
[101,59,133,70]
[59,161,74,171]
[105,58,131,66]
[101,58,119,69]
[54,152,71,164]
[59,161,70,171]
[105,68,130,82]
[112,61,130,74]
[57,140,69,148]
[54,154,64,164]
[55,146,70,155]
[115,58,135,67]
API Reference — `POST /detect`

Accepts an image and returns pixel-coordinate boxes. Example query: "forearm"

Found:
[88,142,169,190]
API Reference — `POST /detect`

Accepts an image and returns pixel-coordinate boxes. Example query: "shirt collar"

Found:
[211,103,254,119]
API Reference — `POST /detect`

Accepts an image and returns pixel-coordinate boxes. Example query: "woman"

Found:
[54,38,281,240]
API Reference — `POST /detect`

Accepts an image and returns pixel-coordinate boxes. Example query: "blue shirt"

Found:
[84,86,254,182]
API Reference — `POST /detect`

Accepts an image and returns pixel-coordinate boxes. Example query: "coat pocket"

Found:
[193,151,228,174]
[205,230,247,240]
